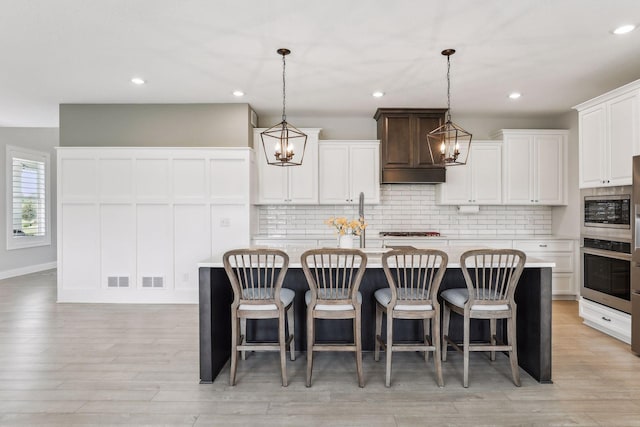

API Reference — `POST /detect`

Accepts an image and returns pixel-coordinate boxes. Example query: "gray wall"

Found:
[0,127,58,276]
[259,113,566,140]
[60,104,253,147]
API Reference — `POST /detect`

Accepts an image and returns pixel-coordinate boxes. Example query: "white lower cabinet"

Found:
[579,297,631,344]
[513,239,576,297]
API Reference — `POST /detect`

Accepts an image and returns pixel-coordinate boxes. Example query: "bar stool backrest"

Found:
[223,249,289,309]
[382,249,448,307]
[301,249,367,307]
[460,249,526,307]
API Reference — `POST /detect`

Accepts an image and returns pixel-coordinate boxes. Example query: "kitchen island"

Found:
[198,249,553,384]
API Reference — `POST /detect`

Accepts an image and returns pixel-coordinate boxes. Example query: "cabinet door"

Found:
[503,135,534,204]
[608,91,639,186]
[318,144,350,204]
[534,135,565,205]
[256,152,287,203]
[380,114,412,168]
[288,135,318,204]
[472,143,502,204]
[350,144,380,203]
[437,142,471,205]
[579,106,606,188]
[414,115,444,168]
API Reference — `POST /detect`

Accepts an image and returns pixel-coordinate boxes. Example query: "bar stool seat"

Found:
[240,288,295,311]
[305,290,362,311]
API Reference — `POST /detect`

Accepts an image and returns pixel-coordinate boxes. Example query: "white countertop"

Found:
[198,246,556,269]
[251,234,578,241]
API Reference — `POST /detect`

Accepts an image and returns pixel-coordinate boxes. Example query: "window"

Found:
[6,145,51,250]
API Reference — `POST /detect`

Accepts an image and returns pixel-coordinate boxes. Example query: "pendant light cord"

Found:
[446,54,452,123]
[281,52,287,122]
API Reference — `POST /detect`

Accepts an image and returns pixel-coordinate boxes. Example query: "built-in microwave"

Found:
[584,194,631,230]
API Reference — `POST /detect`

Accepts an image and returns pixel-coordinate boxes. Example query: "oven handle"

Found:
[581,246,632,261]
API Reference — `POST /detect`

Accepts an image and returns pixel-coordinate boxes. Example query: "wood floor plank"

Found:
[1,271,640,426]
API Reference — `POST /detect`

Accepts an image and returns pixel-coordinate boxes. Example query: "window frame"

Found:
[5,145,51,250]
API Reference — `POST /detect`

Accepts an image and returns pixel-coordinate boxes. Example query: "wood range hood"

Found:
[374,108,448,184]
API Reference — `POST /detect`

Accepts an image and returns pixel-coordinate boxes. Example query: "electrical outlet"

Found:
[182,273,189,282]
[220,218,231,227]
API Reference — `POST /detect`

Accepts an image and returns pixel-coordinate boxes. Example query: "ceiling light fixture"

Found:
[509,92,522,99]
[427,49,472,166]
[233,90,245,97]
[131,77,146,85]
[612,24,636,35]
[372,91,385,98]
[260,48,307,167]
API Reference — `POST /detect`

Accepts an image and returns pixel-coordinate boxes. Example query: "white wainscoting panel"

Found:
[173,158,206,200]
[99,159,133,201]
[174,204,211,290]
[137,204,173,291]
[61,158,97,201]
[57,147,253,303]
[212,204,250,258]
[100,204,135,289]
[60,203,99,289]
[136,159,170,201]
[210,158,250,203]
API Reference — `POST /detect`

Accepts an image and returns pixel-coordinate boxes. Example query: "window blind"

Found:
[11,156,46,237]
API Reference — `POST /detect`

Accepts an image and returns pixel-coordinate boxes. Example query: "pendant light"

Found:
[427,49,472,166]
[261,48,307,167]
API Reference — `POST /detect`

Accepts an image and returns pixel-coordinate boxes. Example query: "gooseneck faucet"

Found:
[358,192,365,248]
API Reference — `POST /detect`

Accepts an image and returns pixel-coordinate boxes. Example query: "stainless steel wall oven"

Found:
[581,237,631,314]
[581,186,632,315]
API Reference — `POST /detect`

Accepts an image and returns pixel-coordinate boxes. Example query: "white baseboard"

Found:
[0,261,57,280]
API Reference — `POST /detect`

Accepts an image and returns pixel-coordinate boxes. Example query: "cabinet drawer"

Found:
[579,298,631,344]
[526,252,573,273]
[513,240,573,252]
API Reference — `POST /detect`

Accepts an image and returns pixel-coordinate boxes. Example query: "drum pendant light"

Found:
[427,49,472,166]
[261,48,307,167]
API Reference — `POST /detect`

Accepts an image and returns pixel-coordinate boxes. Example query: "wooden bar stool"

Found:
[441,249,526,388]
[223,248,295,386]
[301,249,367,387]
[375,248,448,387]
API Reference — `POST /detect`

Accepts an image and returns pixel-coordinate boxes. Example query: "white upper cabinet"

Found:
[318,140,380,204]
[253,128,321,204]
[436,141,502,205]
[574,84,640,189]
[496,129,568,205]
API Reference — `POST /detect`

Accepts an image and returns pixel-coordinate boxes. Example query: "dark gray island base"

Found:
[199,266,552,384]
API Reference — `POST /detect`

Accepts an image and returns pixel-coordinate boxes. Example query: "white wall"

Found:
[0,127,58,278]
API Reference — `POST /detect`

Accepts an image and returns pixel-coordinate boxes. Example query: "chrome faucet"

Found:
[358,192,365,248]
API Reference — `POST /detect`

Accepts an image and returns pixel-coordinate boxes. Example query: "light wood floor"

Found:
[1,270,640,426]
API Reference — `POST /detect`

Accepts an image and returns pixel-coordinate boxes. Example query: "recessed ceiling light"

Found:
[233,90,245,97]
[509,92,522,100]
[612,24,636,35]
[372,91,385,98]
[131,77,146,85]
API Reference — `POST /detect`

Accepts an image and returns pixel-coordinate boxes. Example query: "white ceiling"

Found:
[1,0,640,127]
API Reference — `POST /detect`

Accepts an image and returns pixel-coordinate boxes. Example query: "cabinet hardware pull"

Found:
[601,316,612,322]
[539,244,547,247]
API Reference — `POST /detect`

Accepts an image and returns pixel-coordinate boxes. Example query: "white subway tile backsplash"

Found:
[256,184,553,237]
